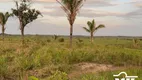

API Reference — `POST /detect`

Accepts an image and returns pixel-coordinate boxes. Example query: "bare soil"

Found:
[68,62,124,78]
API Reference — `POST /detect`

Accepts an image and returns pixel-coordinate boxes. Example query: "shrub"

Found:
[0,56,8,79]
[35,47,52,66]
[76,38,84,47]
[58,38,64,42]
[15,55,41,71]
[47,39,51,42]
[77,38,83,43]
[28,76,39,80]
[47,70,69,80]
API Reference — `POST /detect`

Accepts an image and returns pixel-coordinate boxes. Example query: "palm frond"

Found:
[92,19,96,27]
[57,0,85,25]
[4,12,12,25]
[83,27,90,32]
[91,19,95,31]
[95,24,105,31]
[0,12,5,25]
[87,21,92,30]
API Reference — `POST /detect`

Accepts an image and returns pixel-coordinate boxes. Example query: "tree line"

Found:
[0,0,105,48]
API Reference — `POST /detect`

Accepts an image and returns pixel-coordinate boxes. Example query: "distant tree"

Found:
[53,35,59,40]
[56,0,85,48]
[0,12,12,40]
[133,38,139,48]
[11,0,42,43]
[83,19,105,43]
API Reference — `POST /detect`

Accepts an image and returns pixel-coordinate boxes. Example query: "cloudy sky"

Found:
[0,0,142,36]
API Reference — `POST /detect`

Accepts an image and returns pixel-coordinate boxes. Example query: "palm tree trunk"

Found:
[70,24,73,48]
[2,25,5,41]
[90,32,93,43]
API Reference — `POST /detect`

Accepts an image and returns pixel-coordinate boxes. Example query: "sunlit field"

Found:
[0,0,142,80]
[0,35,141,80]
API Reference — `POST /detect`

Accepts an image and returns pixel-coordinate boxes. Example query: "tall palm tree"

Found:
[56,0,85,48]
[83,19,105,43]
[12,0,42,43]
[0,12,12,40]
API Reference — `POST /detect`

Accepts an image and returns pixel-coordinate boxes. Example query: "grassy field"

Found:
[0,35,142,80]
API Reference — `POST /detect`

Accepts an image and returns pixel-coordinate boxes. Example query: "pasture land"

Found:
[0,35,142,80]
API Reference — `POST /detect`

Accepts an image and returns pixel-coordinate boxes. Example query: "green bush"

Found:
[15,55,41,71]
[0,56,8,79]
[47,39,51,42]
[47,70,69,80]
[35,47,52,66]
[28,76,39,80]
[58,38,64,42]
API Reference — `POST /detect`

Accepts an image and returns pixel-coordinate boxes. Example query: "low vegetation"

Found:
[0,36,141,80]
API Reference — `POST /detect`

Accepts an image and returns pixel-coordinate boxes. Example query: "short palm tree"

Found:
[0,12,12,40]
[56,0,85,48]
[83,19,105,43]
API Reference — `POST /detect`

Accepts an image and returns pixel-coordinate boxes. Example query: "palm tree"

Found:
[83,19,105,43]
[12,0,42,43]
[56,0,85,48]
[0,12,12,40]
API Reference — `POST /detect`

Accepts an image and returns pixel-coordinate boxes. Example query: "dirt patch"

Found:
[68,62,120,78]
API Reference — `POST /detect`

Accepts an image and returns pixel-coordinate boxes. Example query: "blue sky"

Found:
[0,0,142,36]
